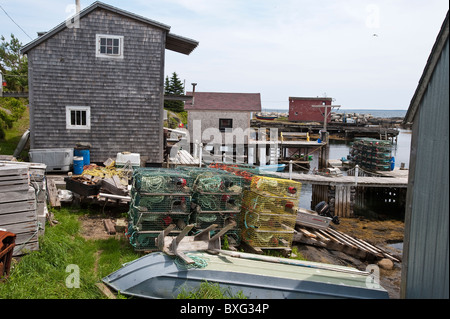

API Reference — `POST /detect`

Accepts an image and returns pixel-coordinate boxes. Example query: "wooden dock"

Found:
[273,171,408,188]
[169,149,200,166]
[273,169,408,218]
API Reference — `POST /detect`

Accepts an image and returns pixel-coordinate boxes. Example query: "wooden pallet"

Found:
[293,225,401,263]
[0,164,40,256]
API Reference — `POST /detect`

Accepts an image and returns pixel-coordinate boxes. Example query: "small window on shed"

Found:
[66,106,91,130]
[219,119,233,132]
[96,34,124,59]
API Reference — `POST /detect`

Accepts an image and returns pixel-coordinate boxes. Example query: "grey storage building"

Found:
[401,11,449,299]
[21,1,198,165]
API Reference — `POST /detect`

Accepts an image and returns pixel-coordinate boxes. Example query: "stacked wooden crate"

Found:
[0,163,41,256]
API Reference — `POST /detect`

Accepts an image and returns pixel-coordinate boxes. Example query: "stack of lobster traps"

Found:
[127,168,194,251]
[183,167,244,248]
[240,175,302,253]
[349,138,393,171]
[208,163,302,253]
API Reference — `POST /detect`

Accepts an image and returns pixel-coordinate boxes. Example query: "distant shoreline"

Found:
[259,109,407,119]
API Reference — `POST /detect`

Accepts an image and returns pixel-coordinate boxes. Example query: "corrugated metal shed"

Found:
[401,11,449,299]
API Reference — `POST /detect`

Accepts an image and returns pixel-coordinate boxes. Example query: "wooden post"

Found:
[289,160,293,180]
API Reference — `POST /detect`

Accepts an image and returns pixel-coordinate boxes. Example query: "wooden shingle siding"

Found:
[28,8,165,164]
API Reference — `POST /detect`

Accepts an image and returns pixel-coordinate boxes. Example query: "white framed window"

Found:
[96,34,124,59]
[66,106,91,130]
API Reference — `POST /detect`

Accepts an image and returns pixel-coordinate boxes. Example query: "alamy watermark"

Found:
[65,264,80,288]
[366,264,381,289]
[170,120,280,165]
[365,4,381,29]
[65,4,80,29]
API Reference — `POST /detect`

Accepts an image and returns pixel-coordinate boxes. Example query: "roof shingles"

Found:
[184,92,261,112]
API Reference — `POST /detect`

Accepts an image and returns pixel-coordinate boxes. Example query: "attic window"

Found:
[96,34,124,59]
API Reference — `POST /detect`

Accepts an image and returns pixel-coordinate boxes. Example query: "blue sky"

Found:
[1,0,448,110]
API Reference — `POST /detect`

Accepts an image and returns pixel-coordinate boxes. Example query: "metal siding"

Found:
[405,38,449,298]
[28,8,165,163]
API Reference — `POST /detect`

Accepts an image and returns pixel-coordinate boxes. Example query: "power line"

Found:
[0,3,33,40]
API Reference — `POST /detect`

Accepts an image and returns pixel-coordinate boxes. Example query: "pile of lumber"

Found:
[0,162,47,256]
[293,225,400,263]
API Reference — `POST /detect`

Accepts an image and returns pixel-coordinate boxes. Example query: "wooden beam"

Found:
[102,219,116,235]
[95,282,117,299]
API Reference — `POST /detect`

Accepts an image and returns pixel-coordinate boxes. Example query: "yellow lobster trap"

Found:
[241,207,296,231]
[242,190,298,215]
[240,228,294,249]
[250,175,302,198]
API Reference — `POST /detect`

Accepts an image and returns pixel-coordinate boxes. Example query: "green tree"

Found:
[0,34,28,92]
[164,72,185,113]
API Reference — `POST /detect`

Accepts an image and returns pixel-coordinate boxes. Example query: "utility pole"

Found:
[312,103,340,169]
[312,104,341,134]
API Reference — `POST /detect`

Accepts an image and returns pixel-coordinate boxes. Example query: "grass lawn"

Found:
[0,208,140,299]
[0,104,30,158]
[0,108,306,299]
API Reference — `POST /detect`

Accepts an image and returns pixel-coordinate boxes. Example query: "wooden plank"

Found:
[0,221,38,235]
[0,165,28,176]
[13,241,39,256]
[0,200,36,214]
[0,189,35,203]
[0,175,28,182]
[95,283,117,299]
[0,184,29,192]
[102,219,116,235]
[327,228,381,256]
[298,228,317,238]
[47,179,60,208]
[0,211,38,226]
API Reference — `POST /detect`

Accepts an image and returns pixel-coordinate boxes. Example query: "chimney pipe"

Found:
[76,0,80,14]
[191,83,197,105]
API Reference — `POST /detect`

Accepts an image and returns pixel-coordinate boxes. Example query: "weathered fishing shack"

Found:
[21,1,198,166]
[401,11,449,299]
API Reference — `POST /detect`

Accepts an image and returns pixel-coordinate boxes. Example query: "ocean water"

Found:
[296,124,412,212]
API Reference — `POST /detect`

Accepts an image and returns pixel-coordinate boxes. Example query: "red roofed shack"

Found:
[185,91,261,144]
[288,97,333,122]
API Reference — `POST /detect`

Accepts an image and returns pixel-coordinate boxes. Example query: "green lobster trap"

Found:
[242,190,298,215]
[131,191,191,213]
[183,167,245,194]
[132,168,193,194]
[211,229,241,247]
[129,208,191,232]
[192,211,240,230]
[191,192,242,212]
[349,138,393,171]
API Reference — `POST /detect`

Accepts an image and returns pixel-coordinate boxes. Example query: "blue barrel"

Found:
[73,156,84,175]
[390,157,395,171]
[74,148,90,166]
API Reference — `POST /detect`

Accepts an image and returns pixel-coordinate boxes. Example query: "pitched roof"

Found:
[184,92,262,112]
[404,10,449,124]
[21,1,198,55]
